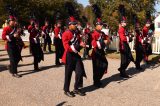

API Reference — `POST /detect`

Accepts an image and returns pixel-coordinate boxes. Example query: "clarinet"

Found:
[35,27,41,44]
[82,29,89,48]
[16,26,26,49]
[98,32,106,49]
[17,26,25,37]
[125,30,134,42]
[146,29,153,44]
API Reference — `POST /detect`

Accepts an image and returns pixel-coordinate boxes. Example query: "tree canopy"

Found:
[87,0,159,31]
[0,0,159,30]
[0,0,83,27]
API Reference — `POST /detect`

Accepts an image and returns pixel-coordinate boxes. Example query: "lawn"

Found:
[1,39,160,63]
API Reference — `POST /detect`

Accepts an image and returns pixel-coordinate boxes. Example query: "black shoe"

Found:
[120,73,130,78]
[73,89,86,96]
[34,68,40,71]
[56,62,62,66]
[64,91,75,97]
[118,68,121,72]
[12,74,22,78]
[136,67,143,70]
[78,84,83,89]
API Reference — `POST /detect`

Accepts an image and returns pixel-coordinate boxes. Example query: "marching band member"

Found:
[54,20,64,65]
[42,18,52,52]
[28,17,44,71]
[118,5,134,78]
[91,4,110,87]
[142,12,153,64]
[2,14,22,78]
[62,2,87,97]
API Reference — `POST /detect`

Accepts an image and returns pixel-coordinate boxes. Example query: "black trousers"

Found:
[83,40,91,58]
[30,42,44,69]
[7,43,21,74]
[64,52,86,92]
[144,43,152,56]
[54,38,64,64]
[33,55,39,69]
[92,49,108,84]
[83,47,90,58]
[43,35,52,51]
[119,53,131,73]
[135,43,144,68]
[119,42,134,73]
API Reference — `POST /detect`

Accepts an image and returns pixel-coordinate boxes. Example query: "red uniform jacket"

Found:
[28,25,38,43]
[83,28,91,39]
[118,26,128,42]
[54,27,61,38]
[42,25,50,35]
[84,28,90,35]
[142,26,149,38]
[118,26,129,51]
[2,26,16,50]
[141,26,149,46]
[91,30,108,50]
[135,31,143,45]
[61,30,81,64]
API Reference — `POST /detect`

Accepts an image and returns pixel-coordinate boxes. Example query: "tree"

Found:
[0,0,83,27]
[86,0,158,31]
[0,0,159,29]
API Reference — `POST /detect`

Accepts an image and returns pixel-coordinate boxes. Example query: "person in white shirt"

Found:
[101,23,110,52]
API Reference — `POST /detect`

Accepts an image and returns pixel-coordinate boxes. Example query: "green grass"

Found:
[105,50,160,63]
[81,48,160,63]
[1,39,160,63]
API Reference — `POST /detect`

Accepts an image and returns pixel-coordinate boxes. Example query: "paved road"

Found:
[0,45,160,106]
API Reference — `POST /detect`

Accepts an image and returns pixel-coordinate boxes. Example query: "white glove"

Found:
[33,38,37,44]
[6,35,11,42]
[58,34,61,39]
[70,45,78,53]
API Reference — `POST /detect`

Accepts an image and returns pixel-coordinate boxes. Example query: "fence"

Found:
[1,29,160,54]
[0,29,55,44]
[109,36,160,54]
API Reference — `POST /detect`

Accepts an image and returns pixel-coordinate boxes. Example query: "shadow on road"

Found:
[0,64,8,72]
[82,60,159,93]
[82,73,129,93]
[56,101,67,106]
[0,63,33,72]
[0,54,33,62]
[19,64,64,76]
[0,57,9,62]
[43,51,55,54]
[19,63,33,67]
[0,51,55,62]
[0,49,5,52]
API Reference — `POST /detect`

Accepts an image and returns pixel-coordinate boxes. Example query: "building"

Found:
[154,14,160,36]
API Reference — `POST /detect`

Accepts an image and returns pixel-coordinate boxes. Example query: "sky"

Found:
[77,0,160,12]
[155,3,160,12]
[77,0,89,7]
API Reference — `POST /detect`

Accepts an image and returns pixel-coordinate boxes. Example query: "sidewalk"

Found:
[0,46,160,106]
